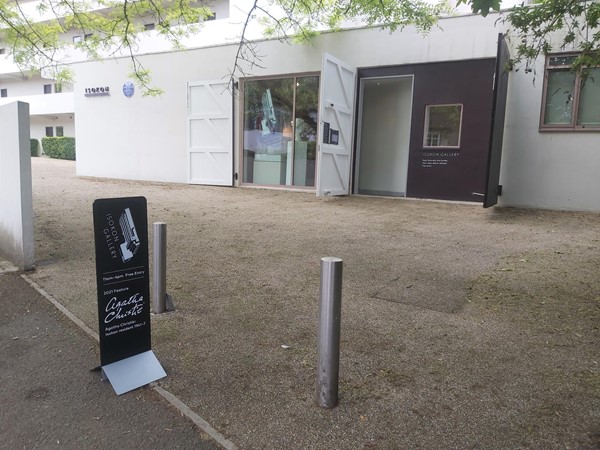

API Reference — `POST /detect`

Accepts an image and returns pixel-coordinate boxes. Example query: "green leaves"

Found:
[458,0,501,17]
[0,0,211,95]
[504,0,600,77]
[261,0,441,43]
[1,0,598,93]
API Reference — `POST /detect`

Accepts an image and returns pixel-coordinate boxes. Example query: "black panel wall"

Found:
[357,58,496,202]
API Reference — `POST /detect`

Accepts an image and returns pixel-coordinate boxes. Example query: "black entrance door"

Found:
[484,33,510,208]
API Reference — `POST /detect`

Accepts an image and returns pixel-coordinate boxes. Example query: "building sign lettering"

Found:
[85,86,110,97]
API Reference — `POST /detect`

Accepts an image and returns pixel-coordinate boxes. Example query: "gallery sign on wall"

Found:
[93,196,166,395]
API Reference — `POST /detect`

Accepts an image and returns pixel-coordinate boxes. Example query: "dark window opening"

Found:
[0,88,7,98]
[44,84,52,94]
[45,127,54,137]
[56,126,64,137]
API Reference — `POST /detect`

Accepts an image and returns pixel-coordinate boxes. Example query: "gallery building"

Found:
[4,0,600,211]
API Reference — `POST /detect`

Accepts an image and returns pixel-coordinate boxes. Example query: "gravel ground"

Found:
[29,157,600,449]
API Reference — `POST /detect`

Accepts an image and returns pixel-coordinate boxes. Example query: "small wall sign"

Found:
[123,81,135,98]
[85,86,110,97]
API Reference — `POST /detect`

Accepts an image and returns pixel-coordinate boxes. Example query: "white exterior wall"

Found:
[73,14,499,184]
[0,102,34,270]
[71,12,600,211]
[30,117,75,140]
[499,68,600,211]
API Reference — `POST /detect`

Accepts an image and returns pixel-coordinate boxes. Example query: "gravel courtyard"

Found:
[28,157,600,449]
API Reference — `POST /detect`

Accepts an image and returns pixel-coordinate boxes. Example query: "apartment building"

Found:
[0,0,237,143]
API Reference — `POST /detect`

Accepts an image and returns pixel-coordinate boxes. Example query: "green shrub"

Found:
[41,137,76,160]
[30,138,40,157]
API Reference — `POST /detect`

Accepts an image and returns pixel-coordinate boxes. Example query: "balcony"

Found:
[0,92,74,116]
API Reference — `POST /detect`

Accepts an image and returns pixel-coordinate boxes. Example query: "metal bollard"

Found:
[316,256,343,409]
[153,222,167,314]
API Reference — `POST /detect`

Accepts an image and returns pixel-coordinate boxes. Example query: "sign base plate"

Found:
[102,350,166,395]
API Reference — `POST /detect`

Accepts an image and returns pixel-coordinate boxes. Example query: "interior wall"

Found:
[358,77,412,196]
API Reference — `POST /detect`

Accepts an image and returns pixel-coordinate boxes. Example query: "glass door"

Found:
[242,75,319,187]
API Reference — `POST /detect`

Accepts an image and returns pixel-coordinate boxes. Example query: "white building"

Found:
[0,53,75,141]
[2,1,599,211]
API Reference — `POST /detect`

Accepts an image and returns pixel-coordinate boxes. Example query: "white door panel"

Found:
[187,81,232,186]
[316,53,356,196]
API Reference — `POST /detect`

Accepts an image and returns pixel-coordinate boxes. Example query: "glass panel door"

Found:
[243,75,319,187]
[292,76,319,187]
[243,78,293,185]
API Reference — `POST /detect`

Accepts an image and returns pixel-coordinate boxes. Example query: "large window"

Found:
[242,75,319,187]
[541,54,600,130]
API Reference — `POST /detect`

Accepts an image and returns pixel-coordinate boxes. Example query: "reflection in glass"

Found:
[243,76,319,187]
[293,76,319,187]
[577,68,600,127]
[424,104,462,147]
[544,70,575,125]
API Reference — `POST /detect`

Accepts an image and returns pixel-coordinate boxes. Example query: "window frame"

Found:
[45,126,54,137]
[43,84,52,94]
[422,103,463,149]
[540,53,600,131]
[56,126,64,137]
[0,88,7,98]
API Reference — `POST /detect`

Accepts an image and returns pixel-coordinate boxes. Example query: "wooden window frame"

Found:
[540,53,600,131]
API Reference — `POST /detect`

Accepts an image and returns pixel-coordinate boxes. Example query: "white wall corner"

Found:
[0,101,35,270]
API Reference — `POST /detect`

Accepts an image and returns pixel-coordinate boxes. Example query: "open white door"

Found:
[316,53,356,196]
[187,80,233,186]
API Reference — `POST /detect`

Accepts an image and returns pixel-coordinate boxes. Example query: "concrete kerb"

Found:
[20,273,237,450]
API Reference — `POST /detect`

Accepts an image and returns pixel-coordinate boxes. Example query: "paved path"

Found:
[0,271,221,450]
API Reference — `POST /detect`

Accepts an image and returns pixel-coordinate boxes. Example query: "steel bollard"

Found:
[153,222,167,314]
[316,256,343,409]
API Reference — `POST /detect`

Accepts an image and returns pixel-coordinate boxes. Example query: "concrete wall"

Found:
[499,67,600,211]
[0,102,34,270]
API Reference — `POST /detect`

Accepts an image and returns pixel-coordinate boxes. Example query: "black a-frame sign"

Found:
[484,33,511,208]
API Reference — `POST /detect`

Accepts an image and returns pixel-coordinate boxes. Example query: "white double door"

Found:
[187,53,357,196]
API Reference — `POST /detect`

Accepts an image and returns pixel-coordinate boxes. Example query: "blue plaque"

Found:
[122,81,135,98]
